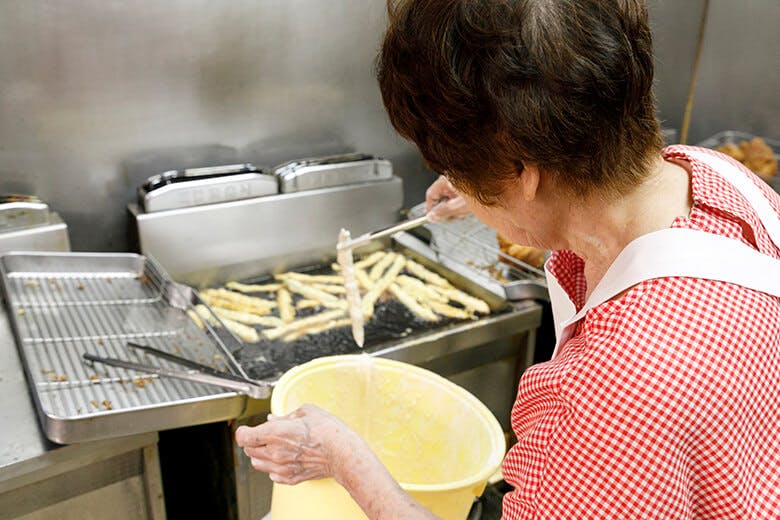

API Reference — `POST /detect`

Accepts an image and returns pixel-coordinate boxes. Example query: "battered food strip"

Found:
[355,269,374,291]
[263,309,346,341]
[277,288,295,323]
[369,252,397,281]
[282,318,352,342]
[312,283,347,295]
[202,289,277,311]
[225,281,282,293]
[404,259,453,289]
[212,307,284,328]
[389,283,439,322]
[426,300,473,320]
[296,299,321,310]
[283,279,348,310]
[187,309,205,330]
[434,286,491,315]
[276,272,344,284]
[354,251,386,270]
[362,255,406,319]
[194,304,221,327]
[337,228,365,347]
[200,293,273,316]
[396,275,447,303]
[221,317,260,343]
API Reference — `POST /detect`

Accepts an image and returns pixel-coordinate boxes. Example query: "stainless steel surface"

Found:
[0,252,245,444]
[84,352,271,399]
[0,199,50,231]
[0,0,435,252]
[138,165,279,213]
[130,177,404,287]
[274,153,393,193]
[0,211,71,254]
[338,213,430,251]
[401,209,549,302]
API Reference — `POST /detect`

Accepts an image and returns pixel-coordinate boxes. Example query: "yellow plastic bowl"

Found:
[269,355,506,520]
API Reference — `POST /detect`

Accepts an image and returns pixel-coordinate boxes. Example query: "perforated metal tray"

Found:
[0,252,246,444]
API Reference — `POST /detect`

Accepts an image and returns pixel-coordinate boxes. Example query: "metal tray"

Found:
[0,252,246,444]
[405,206,548,302]
[698,130,780,193]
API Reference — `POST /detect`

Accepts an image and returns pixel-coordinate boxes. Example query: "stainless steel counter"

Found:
[0,308,166,519]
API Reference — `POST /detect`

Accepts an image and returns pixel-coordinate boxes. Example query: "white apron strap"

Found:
[548,149,780,355]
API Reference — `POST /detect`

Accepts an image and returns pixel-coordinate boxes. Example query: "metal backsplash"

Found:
[0,0,435,252]
[0,1,776,252]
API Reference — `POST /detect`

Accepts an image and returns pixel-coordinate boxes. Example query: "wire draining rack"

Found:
[407,205,548,301]
[0,252,248,444]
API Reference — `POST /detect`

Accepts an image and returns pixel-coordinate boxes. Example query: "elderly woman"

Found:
[236,1,780,518]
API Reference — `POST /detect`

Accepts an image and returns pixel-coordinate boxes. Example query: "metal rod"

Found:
[337,214,430,251]
[82,353,271,399]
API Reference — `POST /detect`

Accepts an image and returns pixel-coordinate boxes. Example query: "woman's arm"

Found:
[235,404,440,520]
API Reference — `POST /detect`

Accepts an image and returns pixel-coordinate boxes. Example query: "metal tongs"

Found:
[336,213,431,251]
[82,342,271,399]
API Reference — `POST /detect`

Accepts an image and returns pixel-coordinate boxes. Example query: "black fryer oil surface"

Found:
[210,265,503,381]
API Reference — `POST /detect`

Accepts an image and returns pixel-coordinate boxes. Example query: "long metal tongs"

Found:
[82,342,271,399]
[336,213,430,251]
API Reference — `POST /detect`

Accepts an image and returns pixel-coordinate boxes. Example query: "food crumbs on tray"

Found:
[90,375,100,382]
[133,378,152,388]
[90,400,99,408]
[140,274,150,285]
[101,400,112,410]
[59,375,68,382]
[96,339,104,346]
[213,354,223,360]
[17,308,25,316]
[49,373,59,381]
[77,282,85,290]
[23,280,40,287]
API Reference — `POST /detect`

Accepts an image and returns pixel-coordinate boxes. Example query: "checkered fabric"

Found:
[501,146,780,519]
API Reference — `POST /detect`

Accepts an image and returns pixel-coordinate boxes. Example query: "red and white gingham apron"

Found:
[501,146,780,519]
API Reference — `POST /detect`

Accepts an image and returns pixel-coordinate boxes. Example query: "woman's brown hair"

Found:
[377,0,664,204]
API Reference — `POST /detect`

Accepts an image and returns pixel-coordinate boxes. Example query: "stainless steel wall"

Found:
[0,0,435,251]
[0,1,777,251]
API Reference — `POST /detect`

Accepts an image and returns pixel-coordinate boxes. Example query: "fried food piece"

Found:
[355,269,374,291]
[369,252,397,281]
[427,299,473,320]
[221,317,260,343]
[312,283,347,295]
[200,294,273,316]
[263,309,346,341]
[389,283,439,322]
[497,234,547,268]
[187,309,205,330]
[362,255,406,319]
[195,304,221,327]
[225,281,281,293]
[212,307,284,328]
[296,299,321,310]
[202,289,277,312]
[396,275,447,303]
[277,288,295,323]
[717,137,778,180]
[282,318,352,342]
[283,279,348,310]
[434,286,491,315]
[403,258,452,288]
[355,251,387,270]
[337,228,365,347]
[276,272,344,284]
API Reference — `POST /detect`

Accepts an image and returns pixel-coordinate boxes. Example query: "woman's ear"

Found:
[518,164,540,202]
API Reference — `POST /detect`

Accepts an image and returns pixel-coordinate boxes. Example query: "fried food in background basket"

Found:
[716,137,778,180]
[497,235,547,269]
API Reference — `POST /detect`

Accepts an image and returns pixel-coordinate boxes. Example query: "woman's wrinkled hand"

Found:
[425,175,470,222]
[235,403,359,486]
